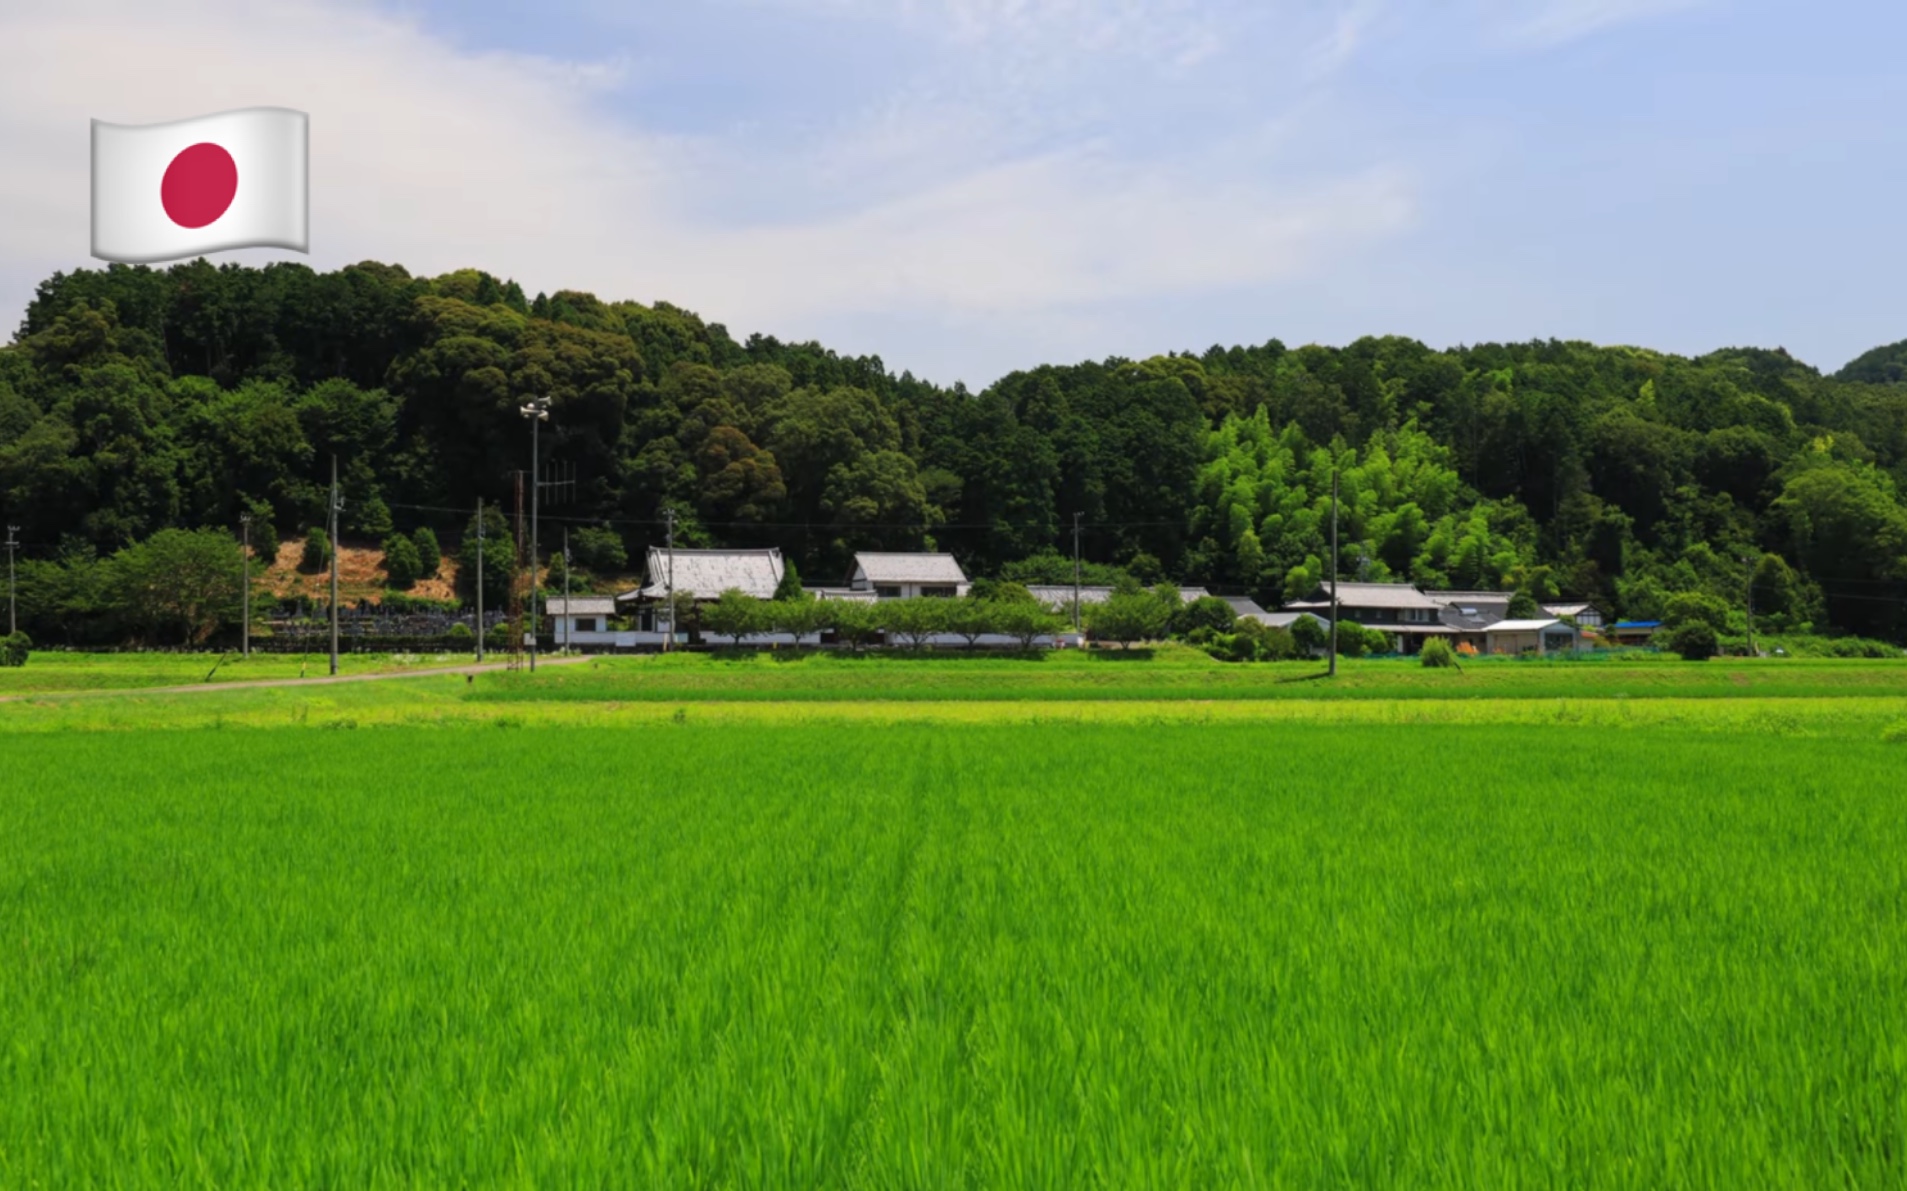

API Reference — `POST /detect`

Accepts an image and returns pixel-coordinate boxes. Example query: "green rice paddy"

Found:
[2,655,1904,1186]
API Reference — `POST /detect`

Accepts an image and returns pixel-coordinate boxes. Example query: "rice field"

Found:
[3,699,1905,1187]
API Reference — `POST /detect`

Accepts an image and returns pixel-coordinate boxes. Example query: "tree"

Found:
[569,526,628,573]
[458,505,515,606]
[947,596,997,648]
[110,528,243,645]
[1087,591,1172,649]
[701,588,763,644]
[770,594,827,642]
[992,599,1065,650]
[382,533,422,589]
[876,598,949,650]
[1664,621,1719,661]
[1175,595,1238,638]
[301,527,329,573]
[823,598,881,651]
[1507,590,1541,619]
[1663,591,1732,635]
[1290,613,1328,655]
[0,631,29,667]
[774,558,805,603]
[412,527,441,578]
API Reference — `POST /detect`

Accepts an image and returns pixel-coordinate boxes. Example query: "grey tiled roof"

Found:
[853,553,969,585]
[1287,582,1445,611]
[623,547,784,601]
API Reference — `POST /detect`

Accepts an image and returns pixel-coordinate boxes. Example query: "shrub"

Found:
[382,534,422,589]
[445,622,474,646]
[485,622,516,652]
[1175,596,1238,638]
[1421,637,1459,669]
[301,527,330,573]
[1664,621,1720,661]
[245,504,279,565]
[0,630,30,667]
[1290,614,1327,655]
[774,559,805,603]
[1333,621,1369,658]
[413,527,441,578]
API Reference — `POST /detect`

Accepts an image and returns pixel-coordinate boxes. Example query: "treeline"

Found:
[3,259,1906,642]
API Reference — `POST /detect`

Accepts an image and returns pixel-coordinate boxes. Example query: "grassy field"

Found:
[2,657,1905,1186]
[0,649,492,694]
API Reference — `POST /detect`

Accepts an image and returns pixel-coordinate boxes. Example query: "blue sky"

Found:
[2,0,1904,386]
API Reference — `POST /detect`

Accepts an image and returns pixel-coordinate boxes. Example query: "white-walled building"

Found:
[848,553,970,598]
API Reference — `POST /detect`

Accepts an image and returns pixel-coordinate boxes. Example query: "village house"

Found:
[1024,584,1212,612]
[615,546,786,634]
[1483,618,1583,656]
[1223,596,1329,633]
[846,553,971,599]
[545,596,619,649]
[1543,602,1605,629]
[1284,581,1454,654]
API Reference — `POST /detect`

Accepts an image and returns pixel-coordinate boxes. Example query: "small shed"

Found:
[545,596,618,647]
[1483,618,1582,656]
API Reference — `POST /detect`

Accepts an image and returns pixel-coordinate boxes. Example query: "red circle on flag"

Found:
[160,143,238,228]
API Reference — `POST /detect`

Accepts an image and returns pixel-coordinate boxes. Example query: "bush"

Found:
[1420,636,1459,668]
[485,622,516,652]
[1175,595,1238,638]
[0,630,30,667]
[445,622,474,646]
[1333,621,1369,658]
[382,533,422,589]
[245,504,279,565]
[413,527,441,578]
[1664,621,1720,661]
[301,527,330,573]
[1212,620,1299,663]
[1290,614,1327,655]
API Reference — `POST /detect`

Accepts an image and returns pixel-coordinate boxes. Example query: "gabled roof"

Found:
[1259,610,1330,629]
[622,547,783,601]
[1288,581,1445,611]
[1024,584,1212,608]
[1543,603,1597,617]
[544,597,617,616]
[1485,618,1566,633]
[852,552,968,586]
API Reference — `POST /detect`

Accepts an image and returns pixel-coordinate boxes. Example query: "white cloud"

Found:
[0,0,1413,379]
[1485,0,1709,47]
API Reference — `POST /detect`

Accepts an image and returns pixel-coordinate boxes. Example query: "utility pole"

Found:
[1072,512,1083,636]
[561,527,571,655]
[474,500,485,662]
[328,455,343,676]
[239,512,252,658]
[5,524,18,637]
[662,505,676,652]
[1743,554,1757,658]
[1328,466,1340,678]
[519,397,550,672]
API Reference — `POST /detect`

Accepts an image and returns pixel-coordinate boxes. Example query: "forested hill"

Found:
[3,259,1906,640]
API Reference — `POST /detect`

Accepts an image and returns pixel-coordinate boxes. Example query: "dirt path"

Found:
[0,653,594,704]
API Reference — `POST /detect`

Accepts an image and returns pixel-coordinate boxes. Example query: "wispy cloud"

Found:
[1484,0,1710,47]
[0,0,1414,382]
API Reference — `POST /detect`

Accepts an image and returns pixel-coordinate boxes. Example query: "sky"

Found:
[1,0,1903,387]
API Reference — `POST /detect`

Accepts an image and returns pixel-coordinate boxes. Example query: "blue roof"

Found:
[1612,620,1662,629]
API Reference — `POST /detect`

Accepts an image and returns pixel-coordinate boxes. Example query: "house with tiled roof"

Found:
[847,553,970,599]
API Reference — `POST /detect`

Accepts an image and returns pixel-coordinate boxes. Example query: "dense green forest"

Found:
[3,259,1905,641]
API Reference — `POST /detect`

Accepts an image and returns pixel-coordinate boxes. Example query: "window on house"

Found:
[921,586,955,598]
[576,618,598,633]
[876,586,901,598]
